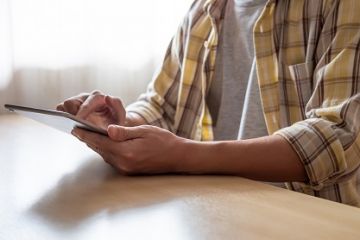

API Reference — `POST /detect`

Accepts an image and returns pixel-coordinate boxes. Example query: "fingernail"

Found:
[107,125,114,135]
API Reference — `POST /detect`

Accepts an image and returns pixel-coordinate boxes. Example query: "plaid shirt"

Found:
[127,0,360,206]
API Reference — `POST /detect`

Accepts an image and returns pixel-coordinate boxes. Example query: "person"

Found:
[57,0,360,207]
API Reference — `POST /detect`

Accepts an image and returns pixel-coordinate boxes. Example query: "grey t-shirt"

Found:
[207,0,268,140]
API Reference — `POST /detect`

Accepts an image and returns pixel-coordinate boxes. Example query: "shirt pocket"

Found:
[288,61,314,114]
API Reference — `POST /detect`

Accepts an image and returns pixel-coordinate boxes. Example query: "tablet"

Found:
[4,104,108,136]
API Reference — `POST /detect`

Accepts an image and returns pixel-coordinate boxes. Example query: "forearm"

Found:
[177,135,307,182]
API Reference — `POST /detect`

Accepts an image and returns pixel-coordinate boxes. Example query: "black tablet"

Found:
[4,104,108,136]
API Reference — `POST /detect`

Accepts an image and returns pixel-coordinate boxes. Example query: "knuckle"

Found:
[87,94,104,105]
[142,125,153,130]
[78,93,90,102]
[64,100,81,112]
[123,151,135,161]
[91,90,102,95]
[63,99,74,107]
[121,164,136,175]
[114,98,124,106]
[139,125,153,134]
[112,154,138,175]
[93,94,103,101]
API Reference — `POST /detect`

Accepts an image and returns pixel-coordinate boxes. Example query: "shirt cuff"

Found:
[274,118,347,190]
[126,100,170,129]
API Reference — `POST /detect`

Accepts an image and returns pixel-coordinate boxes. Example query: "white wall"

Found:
[0,0,194,113]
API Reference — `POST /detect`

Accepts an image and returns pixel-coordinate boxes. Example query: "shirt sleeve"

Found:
[126,2,194,132]
[275,1,360,190]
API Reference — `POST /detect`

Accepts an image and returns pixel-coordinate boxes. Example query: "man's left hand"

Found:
[72,125,185,175]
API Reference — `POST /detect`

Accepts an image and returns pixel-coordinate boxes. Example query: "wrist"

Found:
[173,139,224,174]
[170,137,192,173]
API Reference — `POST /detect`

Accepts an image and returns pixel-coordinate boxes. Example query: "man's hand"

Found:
[71,124,306,181]
[57,90,126,129]
[72,125,185,175]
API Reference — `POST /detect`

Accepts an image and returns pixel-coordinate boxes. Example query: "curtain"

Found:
[0,0,193,113]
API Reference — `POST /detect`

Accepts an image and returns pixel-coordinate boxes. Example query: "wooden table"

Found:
[0,114,360,240]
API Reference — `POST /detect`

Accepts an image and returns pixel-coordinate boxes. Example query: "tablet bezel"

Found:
[4,104,108,136]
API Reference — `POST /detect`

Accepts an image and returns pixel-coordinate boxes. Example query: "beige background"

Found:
[0,0,193,113]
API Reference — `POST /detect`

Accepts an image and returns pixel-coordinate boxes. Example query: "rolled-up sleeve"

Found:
[274,0,360,190]
[275,110,359,190]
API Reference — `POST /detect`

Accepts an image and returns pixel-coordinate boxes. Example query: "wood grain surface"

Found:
[0,114,359,240]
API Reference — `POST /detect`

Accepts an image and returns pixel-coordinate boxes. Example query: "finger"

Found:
[107,125,146,141]
[76,94,106,119]
[85,144,115,166]
[86,143,105,156]
[70,92,90,102]
[85,143,118,168]
[56,92,89,113]
[63,99,83,115]
[91,90,103,96]
[105,95,126,125]
[86,143,129,175]
[72,127,113,151]
[56,104,65,111]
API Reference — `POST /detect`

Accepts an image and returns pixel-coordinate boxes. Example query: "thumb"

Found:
[107,125,144,141]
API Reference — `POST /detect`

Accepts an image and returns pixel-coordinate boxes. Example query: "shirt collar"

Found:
[203,0,272,22]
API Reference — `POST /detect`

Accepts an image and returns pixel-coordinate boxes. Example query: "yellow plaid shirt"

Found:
[127,0,360,206]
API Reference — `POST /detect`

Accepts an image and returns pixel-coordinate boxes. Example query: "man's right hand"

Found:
[56,90,126,130]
